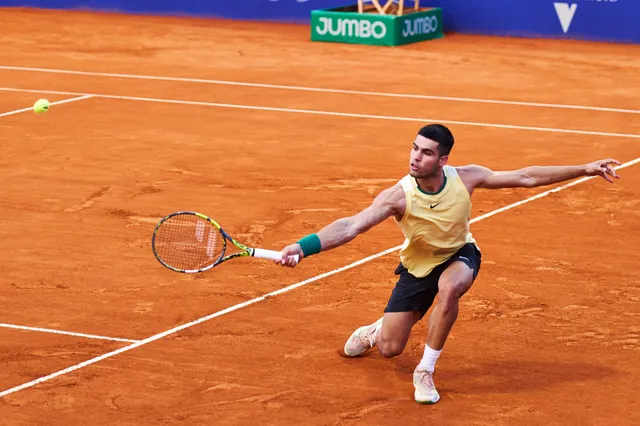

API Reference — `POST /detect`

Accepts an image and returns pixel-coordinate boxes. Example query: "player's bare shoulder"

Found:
[375,181,406,221]
[455,165,491,195]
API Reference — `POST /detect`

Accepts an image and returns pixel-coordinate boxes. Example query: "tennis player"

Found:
[278,124,620,404]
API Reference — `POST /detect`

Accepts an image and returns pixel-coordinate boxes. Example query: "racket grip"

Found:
[253,248,300,263]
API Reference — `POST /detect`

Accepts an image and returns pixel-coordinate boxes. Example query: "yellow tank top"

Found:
[395,165,477,278]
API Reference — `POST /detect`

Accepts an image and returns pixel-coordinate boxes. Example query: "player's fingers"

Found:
[600,168,613,183]
[278,245,303,267]
[603,165,617,176]
[287,256,298,267]
[279,250,291,265]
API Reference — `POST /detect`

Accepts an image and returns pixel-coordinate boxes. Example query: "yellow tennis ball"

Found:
[34,99,50,115]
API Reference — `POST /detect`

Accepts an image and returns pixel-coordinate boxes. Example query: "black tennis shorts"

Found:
[384,243,482,318]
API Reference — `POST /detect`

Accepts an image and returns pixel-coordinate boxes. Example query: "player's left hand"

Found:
[585,159,621,183]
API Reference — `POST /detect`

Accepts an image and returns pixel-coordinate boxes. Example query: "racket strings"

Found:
[154,214,224,271]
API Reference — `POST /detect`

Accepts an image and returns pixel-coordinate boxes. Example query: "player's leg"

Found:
[343,262,438,357]
[414,243,482,404]
[376,311,422,357]
[343,311,420,357]
[426,260,475,350]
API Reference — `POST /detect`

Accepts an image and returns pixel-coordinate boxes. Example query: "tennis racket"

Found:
[152,211,298,273]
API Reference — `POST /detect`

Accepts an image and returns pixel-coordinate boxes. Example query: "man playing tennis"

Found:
[277,124,620,404]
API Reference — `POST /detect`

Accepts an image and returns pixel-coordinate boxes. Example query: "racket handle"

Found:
[253,248,300,263]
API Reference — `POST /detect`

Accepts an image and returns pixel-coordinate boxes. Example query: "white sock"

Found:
[417,344,441,373]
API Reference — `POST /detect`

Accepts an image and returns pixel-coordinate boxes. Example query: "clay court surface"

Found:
[0,8,639,425]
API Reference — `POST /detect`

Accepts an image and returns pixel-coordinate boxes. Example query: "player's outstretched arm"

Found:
[277,183,405,267]
[458,158,621,192]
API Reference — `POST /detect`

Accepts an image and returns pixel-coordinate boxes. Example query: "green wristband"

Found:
[297,234,322,257]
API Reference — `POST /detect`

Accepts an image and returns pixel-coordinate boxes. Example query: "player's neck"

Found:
[415,170,445,194]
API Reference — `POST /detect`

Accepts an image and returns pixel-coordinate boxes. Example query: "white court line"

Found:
[0,87,638,139]
[0,95,92,118]
[1,158,638,399]
[0,65,637,114]
[0,323,139,343]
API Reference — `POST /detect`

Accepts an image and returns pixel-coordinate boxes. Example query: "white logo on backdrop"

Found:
[554,2,578,33]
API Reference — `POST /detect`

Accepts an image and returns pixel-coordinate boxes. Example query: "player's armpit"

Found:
[316,183,404,251]
[350,183,405,234]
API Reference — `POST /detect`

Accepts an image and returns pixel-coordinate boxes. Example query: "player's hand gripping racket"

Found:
[152,211,298,273]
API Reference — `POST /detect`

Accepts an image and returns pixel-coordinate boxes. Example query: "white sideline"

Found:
[1,157,637,399]
[0,95,92,118]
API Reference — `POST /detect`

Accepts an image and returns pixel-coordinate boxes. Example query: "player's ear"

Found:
[438,154,449,167]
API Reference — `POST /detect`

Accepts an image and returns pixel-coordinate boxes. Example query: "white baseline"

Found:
[0,88,637,139]
[0,323,139,343]
[0,65,637,114]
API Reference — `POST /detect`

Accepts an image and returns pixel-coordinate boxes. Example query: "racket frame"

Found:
[152,211,288,273]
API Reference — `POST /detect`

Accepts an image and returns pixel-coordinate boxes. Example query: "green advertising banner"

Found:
[311,6,443,46]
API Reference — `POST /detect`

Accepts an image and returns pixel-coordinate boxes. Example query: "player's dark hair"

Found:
[417,124,454,156]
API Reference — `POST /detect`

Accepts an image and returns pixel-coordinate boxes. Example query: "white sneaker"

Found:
[413,369,440,404]
[343,317,383,357]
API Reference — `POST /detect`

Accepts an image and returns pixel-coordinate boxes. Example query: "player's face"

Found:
[409,135,448,178]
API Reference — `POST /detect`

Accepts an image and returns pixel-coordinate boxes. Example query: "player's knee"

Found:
[438,279,470,307]
[377,338,405,358]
